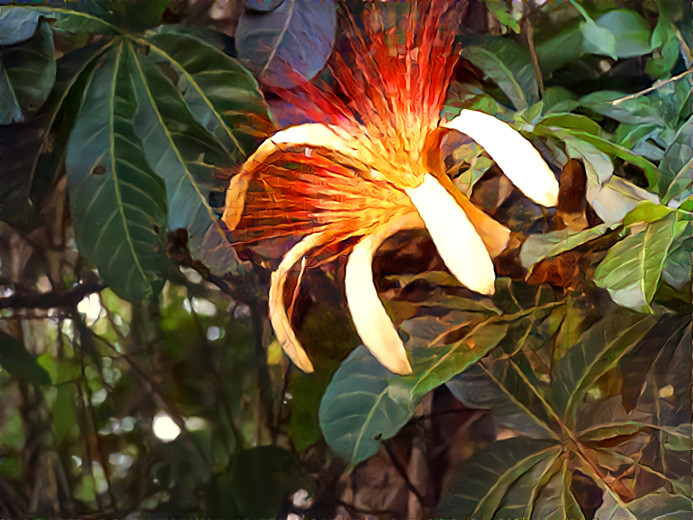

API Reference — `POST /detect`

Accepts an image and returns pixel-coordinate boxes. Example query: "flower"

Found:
[222,1,559,375]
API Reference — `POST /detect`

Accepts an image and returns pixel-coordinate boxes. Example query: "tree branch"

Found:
[0,275,105,310]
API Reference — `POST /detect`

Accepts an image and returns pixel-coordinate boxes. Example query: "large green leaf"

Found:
[581,9,652,59]
[552,312,657,427]
[435,438,560,518]
[659,116,693,203]
[595,490,693,520]
[461,37,538,110]
[520,224,609,272]
[144,30,270,163]
[662,231,692,290]
[594,212,687,312]
[0,21,55,123]
[318,345,419,466]
[0,7,39,45]
[319,310,513,466]
[65,43,169,301]
[235,0,337,88]
[447,359,557,440]
[0,333,52,385]
[407,318,509,397]
[12,1,169,34]
[128,42,226,244]
[531,459,585,520]
[0,41,109,230]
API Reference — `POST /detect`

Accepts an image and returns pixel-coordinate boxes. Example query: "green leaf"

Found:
[532,460,585,520]
[436,438,559,518]
[0,333,52,385]
[520,224,609,272]
[662,232,692,290]
[0,7,39,45]
[577,421,642,442]
[595,490,693,520]
[442,82,511,120]
[235,0,337,88]
[447,360,556,440]
[645,0,680,78]
[537,112,602,134]
[622,200,673,226]
[580,19,618,60]
[407,319,509,397]
[575,6,651,60]
[65,43,169,301]
[0,21,55,121]
[580,91,667,126]
[145,30,270,163]
[590,10,652,58]
[493,452,561,519]
[552,312,657,426]
[538,127,660,187]
[594,213,685,312]
[19,0,169,34]
[461,37,538,110]
[0,60,23,125]
[659,116,693,202]
[0,41,108,230]
[483,0,521,34]
[319,345,419,466]
[128,42,226,246]
[535,21,585,74]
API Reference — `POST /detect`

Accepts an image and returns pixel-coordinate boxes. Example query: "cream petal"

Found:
[434,173,510,258]
[345,213,422,375]
[445,110,559,207]
[406,174,496,295]
[222,123,367,231]
[269,231,333,372]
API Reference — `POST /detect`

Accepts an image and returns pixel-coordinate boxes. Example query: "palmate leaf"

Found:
[595,490,693,520]
[441,309,688,517]
[144,29,270,164]
[594,212,689,312]
[0,41,108,230]
[551,312,658,428]
[659,116,693,203]
[435,438,560,518]
[65,42,169,301]
[128,42,227,247]
[0,20,55,123]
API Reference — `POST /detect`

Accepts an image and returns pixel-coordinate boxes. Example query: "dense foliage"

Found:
[0,0,691,517]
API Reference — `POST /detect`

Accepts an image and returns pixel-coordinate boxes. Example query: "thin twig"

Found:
[612,67,693,105]
[383,442,427,507]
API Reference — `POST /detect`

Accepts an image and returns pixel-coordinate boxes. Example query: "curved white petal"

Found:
[406,174,496,295]
[222,123,368,230]
[434,173,510,258]
[345,213,422,375]
[445,110,559,207]
[269,231,332,373]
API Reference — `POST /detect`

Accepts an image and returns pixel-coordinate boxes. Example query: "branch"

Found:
[0,275,105,310]
[612,67,693,105]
